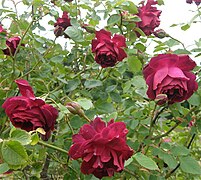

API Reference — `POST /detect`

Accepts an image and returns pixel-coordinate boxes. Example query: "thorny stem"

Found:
[150,121,181,140]
[167,35,186,50]
[38,140,68,154]
[96,68,103,79]
[118,10,124,35]
[165,133,196,178]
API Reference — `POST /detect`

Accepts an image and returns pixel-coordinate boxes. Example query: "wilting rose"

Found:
[186,0,201,5]
[2,79,58,140]
[54,11,71,37]
[92,29,127,68]
[69,117,133,179]
[143,54,198,104]
[136,0,161,36]
[3,37,22,56]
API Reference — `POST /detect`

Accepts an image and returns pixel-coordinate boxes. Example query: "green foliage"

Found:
[0,0,200,179]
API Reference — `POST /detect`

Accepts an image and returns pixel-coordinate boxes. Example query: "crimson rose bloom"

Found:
[3,37,21,56]
[69,117,133,179]
[2,79,58,140]
[186,0,201,5]
[54,11,71,37]
[143,54,198,104]
[136,0,161,36]
[92,29,127,68]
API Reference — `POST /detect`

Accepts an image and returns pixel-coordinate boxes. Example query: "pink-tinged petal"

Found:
[79,124,97,140]
[143,64,154,79]
[15,79,35,98]
[91,39,99,52]
[149,54,178,69]
[112,34,126,48]
[177,55,196,71]
[111,150,121,170]
[116,47,127,61]
[96,29,111,41]
[184,71,198,99]
[168,67,189,80]
[153,67,168,90]
[146,74,156,99]
[93,156,103,168]
[90,117,106,133]
[69,143,85,159]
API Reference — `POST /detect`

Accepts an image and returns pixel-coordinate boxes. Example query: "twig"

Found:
[165,134,196,178]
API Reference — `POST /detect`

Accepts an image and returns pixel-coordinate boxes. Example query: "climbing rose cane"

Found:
[143,54,198,104]
[69,117,134,179]
[92,29,127,68]
[2,79,58,140]
[136,0,161,36]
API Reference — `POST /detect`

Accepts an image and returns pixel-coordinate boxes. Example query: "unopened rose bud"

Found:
[162,138,171,143]
[153,29,169,39]
[66,102,84,116]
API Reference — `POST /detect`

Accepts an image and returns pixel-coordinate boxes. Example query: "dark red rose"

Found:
[143,54,198,104]
[3,37,22,56]
[69,117,134,179]
[92,29,127,68]
[136,0,161,36]
[2,79,58,140]
[54,11,71,37]
[186,0,201,5]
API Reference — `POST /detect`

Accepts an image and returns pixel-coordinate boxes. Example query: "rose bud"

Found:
[92,29,127,68]
[153,29,169,39]
[2,79,58,141]
[143,54,198,105]
[136,0,161,36]
[66,102,84,116]
[69,117,134,179]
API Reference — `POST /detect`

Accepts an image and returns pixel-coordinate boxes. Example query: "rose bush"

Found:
[69,117,133,179]
[143,54,198,104]
[92,29,127,68]
[2,79,58,140]
[136,0,161,36]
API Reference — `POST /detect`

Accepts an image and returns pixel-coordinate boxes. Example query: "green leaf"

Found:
[181,24,190,31]
[77,98,93,110]
[0,38,7,49]
[188,93,200,106]
[95,100,115,114]
[173,49,191,54]
[0,163,9,174]
[158,150,178,169]
[84,80,103,89]
[127,57,142,73]
[65,26,84,42]
[50,55,64,64]
[134,152,159,170]
[2,140,28,166]
[30,133,39,146]
[65,79,80,92]
[179,156,201,174]
[10,128,32,145]
[107,14,121,25]
[171,145,190,156]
